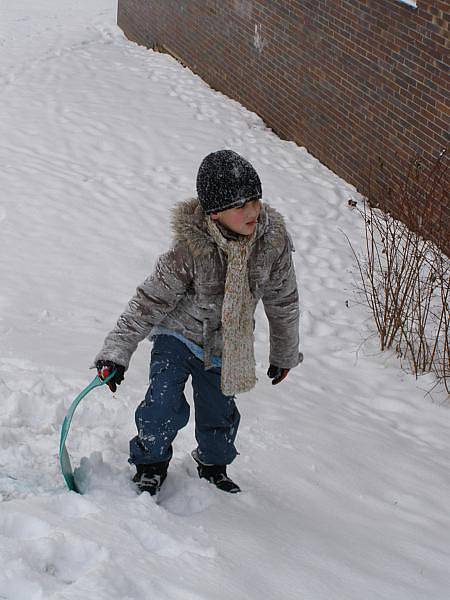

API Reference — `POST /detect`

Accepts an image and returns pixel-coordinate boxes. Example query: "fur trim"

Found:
[170,198,288,258]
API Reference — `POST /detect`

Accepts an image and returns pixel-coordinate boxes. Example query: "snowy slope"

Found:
[1,2,449,599]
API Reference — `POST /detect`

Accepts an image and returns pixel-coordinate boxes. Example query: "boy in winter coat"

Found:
[95,149,302,495]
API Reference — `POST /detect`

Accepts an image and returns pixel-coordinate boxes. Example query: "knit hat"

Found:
[196,150,262,214]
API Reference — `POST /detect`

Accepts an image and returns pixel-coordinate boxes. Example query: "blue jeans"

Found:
[129,335,240,466]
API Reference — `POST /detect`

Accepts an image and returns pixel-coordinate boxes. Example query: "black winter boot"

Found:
[133,460,170,496]
[191,450,241,494]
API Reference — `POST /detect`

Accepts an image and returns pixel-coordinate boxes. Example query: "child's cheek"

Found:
[234,213,245,227]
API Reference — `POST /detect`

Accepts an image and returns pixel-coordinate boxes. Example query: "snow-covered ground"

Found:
[1,2,449,599]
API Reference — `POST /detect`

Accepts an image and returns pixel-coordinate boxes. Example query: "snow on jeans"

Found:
[129,335,240,466]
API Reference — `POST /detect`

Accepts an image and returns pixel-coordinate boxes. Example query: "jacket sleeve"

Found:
[94,242,193,369]
[262,233,302,369]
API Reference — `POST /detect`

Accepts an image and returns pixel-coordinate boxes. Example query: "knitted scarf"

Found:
[206,217,257,395]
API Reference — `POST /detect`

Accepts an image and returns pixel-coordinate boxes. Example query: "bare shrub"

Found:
[347,151,449,396]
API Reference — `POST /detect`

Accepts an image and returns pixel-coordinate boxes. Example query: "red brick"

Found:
[117,0,449,254]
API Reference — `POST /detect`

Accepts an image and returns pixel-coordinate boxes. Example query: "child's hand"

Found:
[96,360,125,392]
[267,364,290,385]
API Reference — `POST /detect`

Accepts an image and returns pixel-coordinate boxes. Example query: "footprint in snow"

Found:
[0,512,52,540]
[0,511,108,589]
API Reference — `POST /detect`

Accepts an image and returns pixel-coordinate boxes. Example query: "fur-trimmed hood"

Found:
[170,198,289,259]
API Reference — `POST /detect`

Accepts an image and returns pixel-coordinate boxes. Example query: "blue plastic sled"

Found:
[59,372,115,492]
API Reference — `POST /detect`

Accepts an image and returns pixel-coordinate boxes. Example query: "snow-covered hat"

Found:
[196,150,262,214]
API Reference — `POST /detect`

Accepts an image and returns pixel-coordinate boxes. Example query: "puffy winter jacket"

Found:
[95,198,301,371]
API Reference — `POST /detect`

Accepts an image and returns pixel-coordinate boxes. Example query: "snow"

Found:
[0,1,449,599]
[397,0,417,8]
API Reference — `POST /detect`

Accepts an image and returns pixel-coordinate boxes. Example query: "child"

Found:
[95,149,302,495]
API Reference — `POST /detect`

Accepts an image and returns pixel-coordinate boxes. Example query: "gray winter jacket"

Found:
[95,198,301,372]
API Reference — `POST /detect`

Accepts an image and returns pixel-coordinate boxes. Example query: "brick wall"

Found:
[118,0,449,254]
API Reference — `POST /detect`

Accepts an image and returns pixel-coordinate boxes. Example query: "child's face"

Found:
[211,199,261,237]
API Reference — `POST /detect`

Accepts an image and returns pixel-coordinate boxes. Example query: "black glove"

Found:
[96,360,125,392]
[267,364,290,385]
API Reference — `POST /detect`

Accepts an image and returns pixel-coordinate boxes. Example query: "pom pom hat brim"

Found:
[196,149,262,214]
